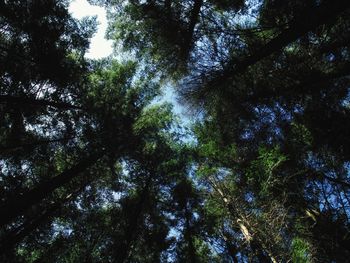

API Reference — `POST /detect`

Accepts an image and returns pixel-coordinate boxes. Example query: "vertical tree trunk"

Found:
[184,204,197,263]
[114,176,152,263]
[181,0,203,60]
[222,232,239,263]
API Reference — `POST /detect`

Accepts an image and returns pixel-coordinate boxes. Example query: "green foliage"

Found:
[133,104,174,135]
[291,238,312,263]
[247,146,287,197]
[1,0,350,262]
[290,123,313,148]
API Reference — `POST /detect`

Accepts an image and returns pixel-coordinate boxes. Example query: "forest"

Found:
[0,0,350,262]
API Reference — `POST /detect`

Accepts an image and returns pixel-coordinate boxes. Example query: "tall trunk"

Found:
[0,136,75,155]
[209,0,350,88]
[0,95,82,110]
[7,108,25,146]
[184,204,197,263]
[237,219,252,242]
[164,0,171,13]
[287,62,350,92]
[222,233,239,263]
[0,205,59,254]
[247,61,350,104]
[250,241,273,263]
[181,0,203,60]
[0,150,105,227]
[210,177,277,262]
[0,181,89,254]
[114,176,152,263]
[238,219,277,263]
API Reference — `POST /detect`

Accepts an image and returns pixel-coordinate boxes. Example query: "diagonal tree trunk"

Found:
[209,176,277,262]
[246,61,350,104]
[0,136,76,155]
[0,180,89,254]
[209,0,350,88]
[0,95,83,110]
[0,149,105,228]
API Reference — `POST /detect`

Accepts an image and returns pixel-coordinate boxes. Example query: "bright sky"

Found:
[69,0,113,59]
[68,0,193,127]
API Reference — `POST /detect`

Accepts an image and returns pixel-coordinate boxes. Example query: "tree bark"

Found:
[0,150,105,227]
[181,0,203,60]
[0,95,82,110]
[0,136,75,155]
[114,176,152,263]
[210,178,277,262]
[209,0,350,87]
[246,61,350,104]
[184,203,197,263]
[0,181,89,254]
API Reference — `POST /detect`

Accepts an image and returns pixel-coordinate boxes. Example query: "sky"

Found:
[69,0,113,59]
[68,0,193,127]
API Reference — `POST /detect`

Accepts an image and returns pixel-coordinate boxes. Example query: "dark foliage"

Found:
[1,0,350,262]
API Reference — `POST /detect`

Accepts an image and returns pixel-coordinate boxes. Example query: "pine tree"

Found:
[1,0,350,262]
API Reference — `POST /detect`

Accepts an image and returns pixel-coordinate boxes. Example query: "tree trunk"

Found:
[184,204,197,263]
[245,61,350,104]
[0,181,88,254]
[210,0,350,87]
[0,136,75,155]
[0,95,82,110]
[114,176,152,263]
[210,178,278,263]
[0,150,105,227]
[181,0,203,60]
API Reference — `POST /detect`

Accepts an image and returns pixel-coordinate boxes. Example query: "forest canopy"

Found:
[1,0,350,262]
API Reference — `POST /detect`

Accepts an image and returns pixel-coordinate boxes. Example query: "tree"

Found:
[2,0,350,262]
[103,0,350,261]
